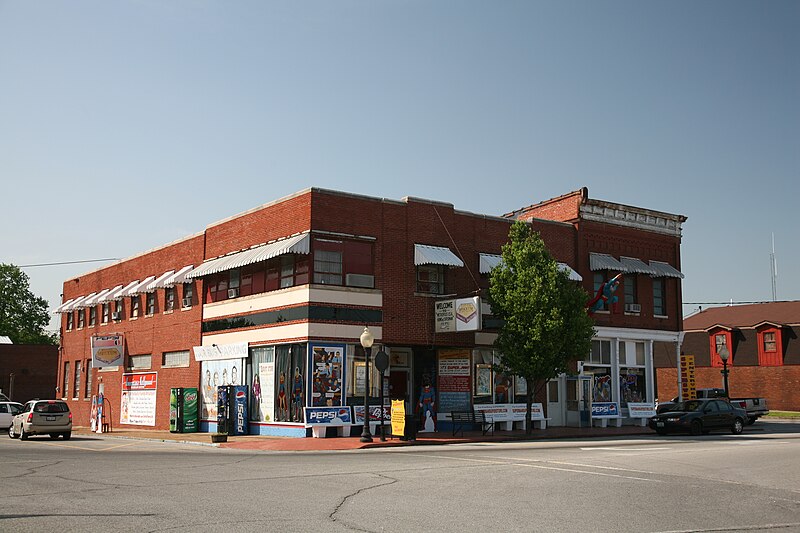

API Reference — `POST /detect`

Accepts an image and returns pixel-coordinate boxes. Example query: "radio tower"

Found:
[770,233,778,301]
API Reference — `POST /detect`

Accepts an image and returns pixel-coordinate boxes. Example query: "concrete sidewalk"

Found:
[72,424,654,451]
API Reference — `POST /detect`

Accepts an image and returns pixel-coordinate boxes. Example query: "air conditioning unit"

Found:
[227,288,240,299]
[182,297,192,308]
[345,273,375,288]
[624,303,641,313]
[111,311,121,321]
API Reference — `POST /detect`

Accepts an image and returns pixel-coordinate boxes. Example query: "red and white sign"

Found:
[121,372,157,426]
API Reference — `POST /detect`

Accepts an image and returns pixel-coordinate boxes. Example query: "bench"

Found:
[451,410,494,437]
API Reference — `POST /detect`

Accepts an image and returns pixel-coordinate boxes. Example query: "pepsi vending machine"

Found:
[170,387,198,433]
[216,385,248,435]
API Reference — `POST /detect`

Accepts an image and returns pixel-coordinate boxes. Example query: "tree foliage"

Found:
[488,221,595,432]
[0,264,58,345]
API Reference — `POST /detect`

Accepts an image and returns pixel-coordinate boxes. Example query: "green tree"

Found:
[0,264,57,345]
[488,221,595,434]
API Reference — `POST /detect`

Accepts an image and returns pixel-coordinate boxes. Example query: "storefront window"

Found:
[275,344,306,423]
[249,346,275,423]
[619,368,646,406]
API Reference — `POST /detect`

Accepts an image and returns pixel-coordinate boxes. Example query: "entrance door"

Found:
[388,369,409,408]
[565,376,592,427]
[546,379,565,426]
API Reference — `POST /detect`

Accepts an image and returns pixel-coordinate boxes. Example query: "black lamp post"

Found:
[719,345,730,397]
[360,326,374,443]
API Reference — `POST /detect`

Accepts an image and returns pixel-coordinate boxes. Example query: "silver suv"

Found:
[9,400,72,440]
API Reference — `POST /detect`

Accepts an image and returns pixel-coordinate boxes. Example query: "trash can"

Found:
[402,414,417,441]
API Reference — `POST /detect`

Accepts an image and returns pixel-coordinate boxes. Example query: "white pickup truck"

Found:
[657,388,769,424]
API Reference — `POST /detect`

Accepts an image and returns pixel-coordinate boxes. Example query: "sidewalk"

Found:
[72,424,654,452]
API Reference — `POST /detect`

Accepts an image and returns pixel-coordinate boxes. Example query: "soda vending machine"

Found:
[216,385,248,435]
[170,387,199,433]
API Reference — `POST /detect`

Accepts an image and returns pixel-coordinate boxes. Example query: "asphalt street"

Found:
[2,421,799,532]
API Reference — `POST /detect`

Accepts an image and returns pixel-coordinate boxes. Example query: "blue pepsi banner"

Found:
[304,406,353,425]
[591,402,620,418]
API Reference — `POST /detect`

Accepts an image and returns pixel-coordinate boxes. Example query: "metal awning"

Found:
[114,280,141,299]
[186,233,310,279]
[96,285,124,305]
[147,270,176,291]
[414,244,464,267]
[589,253,625,271]
[61,295,88,312]
[619,256,659,276]
[55,298,75,314]
[82,289,111,307]
[126,276,156,296]
[649,261,684,279]
[162,265,194,287]
[558,263,583,281]
[72,293,97,310]
[478,253,503,274]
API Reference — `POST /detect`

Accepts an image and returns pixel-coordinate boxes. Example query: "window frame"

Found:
[162,350,190,368]
[131,295,140,318]
[416,264,445,295]
[709,331,732,368]
[653,278,666,316]
[145,292,156,316]
[66,312,73,331]
[757,327,783,366]
[102,302,110,323]
[165,287,176,312]
[88,306,97,326]
[128,354,152,371]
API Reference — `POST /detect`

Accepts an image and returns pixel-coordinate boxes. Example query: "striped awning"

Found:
[162,265,194,287]
[589,253,625,271]
[186,233,310,279]
[414,244,464,267]
[478,253,503,274]
[126,276,156,296]
[55,298,75,314]
[649,261,684,279]
[619,256,659,276]
[147,270,175,291]
[72,293,97,310]
[62,295,89,312]
[96,285,124,305]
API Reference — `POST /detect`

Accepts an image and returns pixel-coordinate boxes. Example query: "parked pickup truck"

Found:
[657,388,769,424]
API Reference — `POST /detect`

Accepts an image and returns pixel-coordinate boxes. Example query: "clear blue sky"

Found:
[1,1,798,332]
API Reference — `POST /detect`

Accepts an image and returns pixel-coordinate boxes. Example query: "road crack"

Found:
[330,473,398,532]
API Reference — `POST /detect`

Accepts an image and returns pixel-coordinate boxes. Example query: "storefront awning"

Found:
[649,260,685,279]
[186,233,310,279]
[114,280,141,299]
[414,244,464,267]
[478,253,503,274]
[619,256,659,276]
[589,253,625,271]
[147,270,176,291]
[72,292,97,310]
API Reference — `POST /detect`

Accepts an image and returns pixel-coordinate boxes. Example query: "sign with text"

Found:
[391,400,406,437]
[437,349,471,413]
[92,334,124,368]
[434,296,482,333]
[193,342,248,362]
[591,402,620,418]
[354,405,391,423]
[627,402,656,418]
[680,354,697,401]
[304,406,353,425]
[120,372,157,426]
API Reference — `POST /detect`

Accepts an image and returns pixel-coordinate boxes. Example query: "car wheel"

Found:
[8,424,17,439]
[49,433,60,440]
[62,432,71,441]
[690,420,702,436]
[20,427,29,440]
[732,418,744,435]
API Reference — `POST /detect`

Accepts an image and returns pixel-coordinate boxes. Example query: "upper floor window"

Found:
[62,361,70,399]
[78,309,85,328]
[114,299,123,320]
[165,287,176,311]
[588,340,612,365]
[162,350,190,368]
[73,360,81,399]
[314,250,343,285]
[592,272,609,312]
[623,275,637,303]
[89,306,97,326]
[128,354,152,370]
[182,283,194,307]
[715,333,727,353]
[102,302,110,323]
[758,328,782,366]
[131,296,140,318]
[66,312,74,331]
[146,293,156,316]
[652,278,666,316]
[417,264,445,294]
[710,332,731,368]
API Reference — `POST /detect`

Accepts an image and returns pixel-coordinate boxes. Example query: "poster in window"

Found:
[354,361,366,396]
[309,344,346,407]
[515,375,527,397]
[475,364,492,396]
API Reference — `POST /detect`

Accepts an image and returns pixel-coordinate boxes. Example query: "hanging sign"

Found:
[91,334,124,368]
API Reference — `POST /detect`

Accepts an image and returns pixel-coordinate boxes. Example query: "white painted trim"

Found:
[202,323,383,346]
[594,326,681,343]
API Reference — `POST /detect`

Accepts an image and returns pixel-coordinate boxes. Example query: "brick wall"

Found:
[0,344,58,402]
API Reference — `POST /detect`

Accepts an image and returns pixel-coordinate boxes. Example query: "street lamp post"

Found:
[719,345,730,397]
[360,327,374,443]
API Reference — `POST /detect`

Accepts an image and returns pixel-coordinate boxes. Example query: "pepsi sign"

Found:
[304,407,353,425]
[591,402,620,418]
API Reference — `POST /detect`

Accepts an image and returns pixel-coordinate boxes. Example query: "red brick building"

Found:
[658,301,800,411]
[57,187,686,435]
[0,344,59,402]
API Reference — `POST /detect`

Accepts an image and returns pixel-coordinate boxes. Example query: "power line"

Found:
[17,258,120,268]
[683,300,796,306]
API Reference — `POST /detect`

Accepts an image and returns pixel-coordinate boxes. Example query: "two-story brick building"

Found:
[56,186,686,436]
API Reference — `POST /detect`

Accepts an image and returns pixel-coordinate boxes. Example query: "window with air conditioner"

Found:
[183,282,193,308]
[227,287,240,299]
